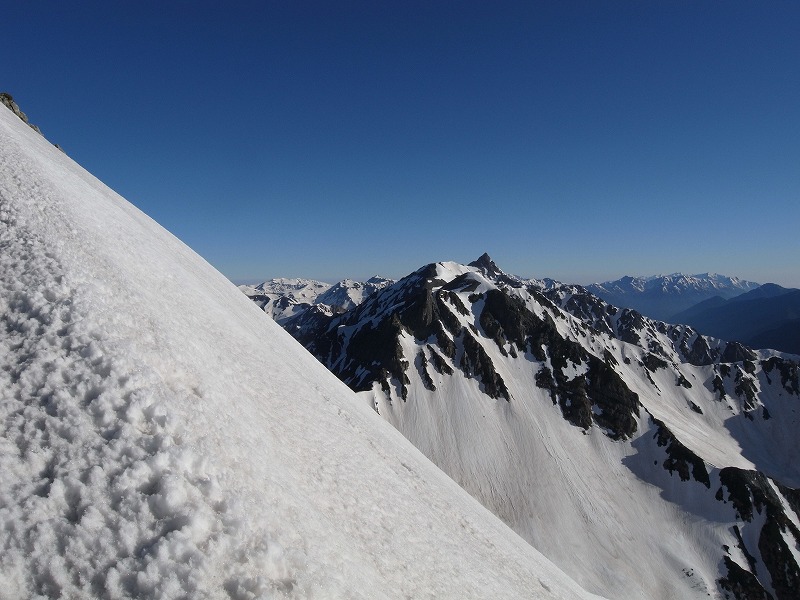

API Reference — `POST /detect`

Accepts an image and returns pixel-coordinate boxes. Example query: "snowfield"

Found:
[0,107,606,599]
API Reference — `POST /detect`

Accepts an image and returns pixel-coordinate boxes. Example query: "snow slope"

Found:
[0,106,603,599]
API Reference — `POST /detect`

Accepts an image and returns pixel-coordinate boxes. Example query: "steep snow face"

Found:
[287,256,800,600]
[0,108,604,599]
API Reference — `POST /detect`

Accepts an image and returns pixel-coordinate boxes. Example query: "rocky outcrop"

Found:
[1,92,43,135]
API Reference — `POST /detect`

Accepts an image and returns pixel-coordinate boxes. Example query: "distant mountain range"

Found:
[673,284,800,354]
[586,273,760,322]
[239,276,394,323]
[249,254,800,599]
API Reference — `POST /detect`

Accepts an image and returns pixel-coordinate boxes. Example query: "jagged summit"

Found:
[468,252,503,277]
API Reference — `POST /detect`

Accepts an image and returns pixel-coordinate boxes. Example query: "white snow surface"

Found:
[0,107,605,599]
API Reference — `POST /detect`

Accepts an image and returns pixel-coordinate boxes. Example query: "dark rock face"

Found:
[643,353,668,372]
[762,358,800,396]
[719,555,773,600]
[427,345,453,375]
[460,330,509,400]
[479,289,640,439]
[715,468,800,600]
[293,264,511,402]
[468,253,510,284]
[721,342,758,364]
[685,334,720,366]
[653,418,710,487]
[293,264,643,439]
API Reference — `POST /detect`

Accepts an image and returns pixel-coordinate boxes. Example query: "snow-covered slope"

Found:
[288,256,800,600]
[586,273,760,322]
[0,105,604,598]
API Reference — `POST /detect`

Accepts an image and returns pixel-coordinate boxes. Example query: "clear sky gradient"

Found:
[5,1,799,286]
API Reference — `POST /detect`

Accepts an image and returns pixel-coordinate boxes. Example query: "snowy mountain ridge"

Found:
[585,273,761,321]
[0,97,603,599]
[277,253,800,599]
[593,272,758,291]
[240,276,393,324]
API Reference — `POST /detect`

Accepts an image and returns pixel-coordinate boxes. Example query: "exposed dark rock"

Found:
[762,358,800,396]
[643,353,668,372]
[443,290,470,316]
[426,345,453,375]
[602,349,618,366]
[417,351,436,391]
[721,342,758,364]
[735,375,758,410]
[653,418,710,487]
[468,253,505,281]
[535,366,557,405]
[719,556,772,600]
[617,309,646,345]
[717,469,779,522]
[558,291,615,337]
[685,334,719,366]
[758,516,800,600]
[479,289,639,438]
[586,359,639,440]
[1,92,43,134]
[713,374,728,400]
[480,309,509,357]
[460,331,509,400]
[346,315,410,398]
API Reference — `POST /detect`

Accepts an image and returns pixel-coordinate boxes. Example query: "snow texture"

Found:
[0,104,603,598]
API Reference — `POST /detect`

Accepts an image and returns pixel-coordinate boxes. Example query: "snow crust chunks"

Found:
[0,114,300,600]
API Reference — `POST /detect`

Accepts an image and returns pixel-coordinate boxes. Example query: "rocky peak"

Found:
[468,252,526,288]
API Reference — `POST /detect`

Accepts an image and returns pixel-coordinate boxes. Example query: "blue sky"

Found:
[5,1,799,286]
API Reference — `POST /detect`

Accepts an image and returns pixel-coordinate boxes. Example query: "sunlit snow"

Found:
[0,107,604,598]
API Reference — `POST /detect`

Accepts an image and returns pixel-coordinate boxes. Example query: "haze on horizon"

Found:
[5,1,799,287]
